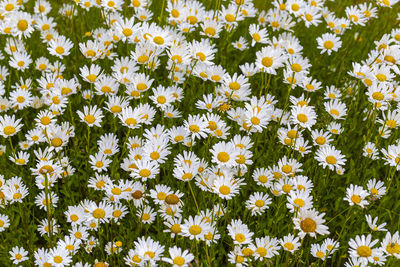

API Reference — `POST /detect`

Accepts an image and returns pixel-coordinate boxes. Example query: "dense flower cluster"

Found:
[0,0,400,266]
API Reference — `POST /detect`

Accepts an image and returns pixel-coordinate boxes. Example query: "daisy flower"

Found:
[255,46,287,75]
[181,215,210,241]
[0,214,10,232]
[89,152,112,172]
[362,142,379,159]
[344,184,369,208]
[85,201,113,224]
[210,141,239,167]
[348,234,380,266]
[316,33,342,55]
[9,51,32,71]
[381,231,400,258]
[130,159,160,181]
[9,246,29,265]
[248,23,269,46]
[294,208,329,238]
[77,105,104,127]
[184,114,209,140]
[227,219,254,246]
[9,88,33,110]
[48,35,74,59]
[9,151,30,165]
[80,64,103,84]
[280,234,301,253]
[252,168,273,188]
[11,11,34,38]
[48,246,72,266]
[137,205,156,224]
[324,99,347,120]
[315,145,347,171]
[366,178,386,199]
[245,192,272,215]
[286,189,313,213]
[311,243,329,260]
[212,176,242,200]
[365,214,387,232]
[163,246,194,267]
[290,105,317,129]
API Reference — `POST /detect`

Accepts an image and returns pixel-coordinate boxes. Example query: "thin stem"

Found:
[188,181,200,214]
[44,174,53,247]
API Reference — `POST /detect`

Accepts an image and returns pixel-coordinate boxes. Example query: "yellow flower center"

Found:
[16,158,25,165]
[262,57,273,67]
[56,46,65,55]
[165,194,179,204]
[205,27,216,36]
[139,169,151,178]
[4,126,16,135]
[17,19,28,31]
[291,63,302,72]
[376,74,386,82]
[316,136,326,145]
[258,175,267,183]
[5,3,14,11]
[109,106,121,113]
[282,165,292,174]
[326,156,337,165]
[284,243,294,250]
[357,246,372,257]
[84,115,95,124]
[351,195,361,204]
[125,118,137,126]
[182,173,193,180]
[86,74,97,83]
[51,137,63,147]
[229,82,240,91]
[188,125,200,134]
[225,14,235,22]
[294,198,305,207]
[255,200,265,207]
[122,28,133,37]
[324,41,334,49]
[13,192,22,199]
[300,218,317,233]
[235,233,245,243]
[153,36,164,45]
[92,208,105,219]
[196,52,206,62]
[111,187,121,195]
[252,33,261,42]
[217,152,230,162]
[287,130,298,139]
[297,114,308,123]
[251,116,260,125]
[219,185,231,195]
[330,109,339,116]
[173,256,185,266]
[157,96,166,104]
[386,243,400,254]
[189,225,201,235]
[282,184,292,193]
[186,16,197,24]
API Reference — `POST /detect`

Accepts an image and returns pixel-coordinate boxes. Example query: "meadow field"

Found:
[1,0,400,266]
